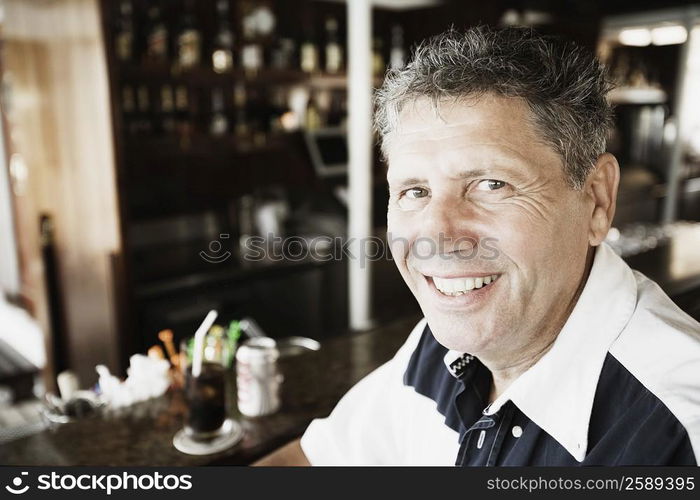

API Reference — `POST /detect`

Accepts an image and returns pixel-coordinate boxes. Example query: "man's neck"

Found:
[486,338,556,404]
[483,246,596,405]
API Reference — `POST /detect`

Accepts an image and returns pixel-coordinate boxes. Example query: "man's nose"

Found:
[418,194,478,253]
[421,194,463,235]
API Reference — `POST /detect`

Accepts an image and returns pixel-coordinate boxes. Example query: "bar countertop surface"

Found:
[0,315,420,466]
[3,224,700,466]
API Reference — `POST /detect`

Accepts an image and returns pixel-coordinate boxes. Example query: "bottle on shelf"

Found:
[210,88,229,137]
[241,29,263,75]
[212,0,235,74]
[159,85,176,135]
[304,92,322,131]
[114,0,134,63]
[176,0,202,71]
[240,2,274,76]
[271,38,296,70]
[145,3,168,64]
[324,17,343,74]
[390,24,406,71]
[175,85,193,149]
[300,26,319,74]
[233,83,252,148]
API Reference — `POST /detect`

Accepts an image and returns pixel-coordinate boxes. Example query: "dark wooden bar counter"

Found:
[0,315,420,466]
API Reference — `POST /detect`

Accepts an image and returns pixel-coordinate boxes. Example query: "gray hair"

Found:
[374,26,614,189]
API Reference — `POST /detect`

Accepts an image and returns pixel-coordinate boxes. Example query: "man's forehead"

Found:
[394,94,530,133]
[386,95,545,154]
[385,95,553,164]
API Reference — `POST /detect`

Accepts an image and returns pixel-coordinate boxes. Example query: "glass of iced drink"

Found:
[182,328,231,439]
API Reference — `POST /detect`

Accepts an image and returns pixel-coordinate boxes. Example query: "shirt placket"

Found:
[455,413,497,466]
[454,392,517,466]
[483,402,516,466]
[447,353,516,466]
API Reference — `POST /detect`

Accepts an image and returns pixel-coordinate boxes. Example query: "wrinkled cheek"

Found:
[388,237,411,276]
[507,228,544,260]
[387,212,414,259]
[386,218,416,285]
[497,220,563,295]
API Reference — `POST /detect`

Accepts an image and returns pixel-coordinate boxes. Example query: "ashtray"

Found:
[42,391,105,424]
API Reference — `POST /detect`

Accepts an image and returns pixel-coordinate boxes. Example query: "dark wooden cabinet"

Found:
[97,0,361,372]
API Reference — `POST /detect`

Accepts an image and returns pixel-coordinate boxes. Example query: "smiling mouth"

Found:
[427,274,500,296]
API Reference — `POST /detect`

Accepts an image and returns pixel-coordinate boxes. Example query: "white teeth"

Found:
[464,278,475,291]
[433,274,499,296]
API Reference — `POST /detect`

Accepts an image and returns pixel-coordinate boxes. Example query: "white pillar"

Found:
[347,0,374,330]
[662,14,695,223]
[0,118,21,296]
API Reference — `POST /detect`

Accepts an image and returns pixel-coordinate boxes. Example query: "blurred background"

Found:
[0,0,699,454]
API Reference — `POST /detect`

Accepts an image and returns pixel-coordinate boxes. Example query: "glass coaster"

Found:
[173,418,243,456]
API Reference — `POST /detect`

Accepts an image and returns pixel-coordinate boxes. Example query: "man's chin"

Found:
[424,314,496,355]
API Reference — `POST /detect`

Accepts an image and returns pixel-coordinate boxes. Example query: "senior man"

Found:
[255,26,700,466]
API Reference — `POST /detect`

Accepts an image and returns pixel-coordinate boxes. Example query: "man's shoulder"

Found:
[613,270,700,359]
[608,270,700,461]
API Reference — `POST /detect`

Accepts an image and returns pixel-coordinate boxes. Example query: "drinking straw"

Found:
[191,310,218,377]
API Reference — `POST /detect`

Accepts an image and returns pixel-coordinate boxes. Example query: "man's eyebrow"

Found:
[387,168,490,188]
[387,177,426,189]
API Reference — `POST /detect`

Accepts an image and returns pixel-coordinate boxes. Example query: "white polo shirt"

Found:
[300,243,700,465]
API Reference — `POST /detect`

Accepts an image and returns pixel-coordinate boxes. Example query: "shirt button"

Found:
[512,426,523,438]
[477,430,486,449]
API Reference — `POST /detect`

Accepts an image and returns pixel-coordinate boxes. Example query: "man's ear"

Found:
[586,153,620,246]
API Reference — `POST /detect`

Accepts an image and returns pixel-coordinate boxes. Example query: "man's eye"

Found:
[475,179,507,191]
[403,187,429,199]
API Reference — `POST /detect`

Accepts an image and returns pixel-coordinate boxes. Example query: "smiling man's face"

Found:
[386,94,595,364]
